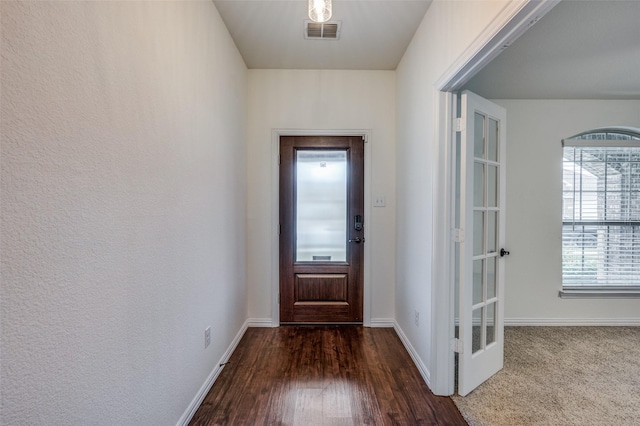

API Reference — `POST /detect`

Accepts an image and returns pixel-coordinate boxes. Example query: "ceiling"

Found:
[213,0,640,100]
[464,0,640,100]
[213,0,432,70]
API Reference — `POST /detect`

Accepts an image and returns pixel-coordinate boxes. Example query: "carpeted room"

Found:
[453,327,640,425]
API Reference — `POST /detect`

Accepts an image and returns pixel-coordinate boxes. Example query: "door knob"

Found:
[500,248,510,257]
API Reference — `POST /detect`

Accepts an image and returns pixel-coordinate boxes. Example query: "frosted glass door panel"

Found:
[296,150,347,262]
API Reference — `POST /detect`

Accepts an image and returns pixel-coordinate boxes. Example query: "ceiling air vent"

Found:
[304,20,341,40]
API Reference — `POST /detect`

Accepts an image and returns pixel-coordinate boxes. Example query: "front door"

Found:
[457,91,507,396]
[279,136,364,323]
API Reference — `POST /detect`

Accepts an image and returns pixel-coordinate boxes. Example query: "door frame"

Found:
[270,129,372,327]
[430,0,560,395]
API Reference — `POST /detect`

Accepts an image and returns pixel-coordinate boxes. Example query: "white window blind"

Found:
[562,129,640,289]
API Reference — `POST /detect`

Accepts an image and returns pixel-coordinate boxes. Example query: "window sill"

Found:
[559,289,640,299]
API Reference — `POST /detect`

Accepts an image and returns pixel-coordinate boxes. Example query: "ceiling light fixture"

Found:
[308,0,332,23]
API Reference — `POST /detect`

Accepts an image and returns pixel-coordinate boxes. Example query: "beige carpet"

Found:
[452,327,640,426]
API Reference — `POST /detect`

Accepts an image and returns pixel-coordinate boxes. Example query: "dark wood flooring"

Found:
[190,326,467,425]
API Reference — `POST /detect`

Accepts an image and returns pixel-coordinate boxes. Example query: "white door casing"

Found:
[457,90,507,396]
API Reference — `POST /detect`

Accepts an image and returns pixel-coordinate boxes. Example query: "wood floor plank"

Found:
[189,326,467,426]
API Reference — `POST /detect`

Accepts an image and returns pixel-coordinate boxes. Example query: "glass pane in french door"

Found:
[487,211,497,254]
[473,211,484,256]
[474,113,485,158]
[487,118,499,162]
[486,302,496,345]
[488,166,498,207]
[472,308,483,354]
[474,162,484,207]
[487,257,497,300]
[473,260,483,305]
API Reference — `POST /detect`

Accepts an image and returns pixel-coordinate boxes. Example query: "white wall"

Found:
[247,69,396,323]
[396,0,512,391]
[494,99,640,324]
[1,2,247,424]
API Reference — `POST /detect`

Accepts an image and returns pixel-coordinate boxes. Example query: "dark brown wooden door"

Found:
[280,136,364,323]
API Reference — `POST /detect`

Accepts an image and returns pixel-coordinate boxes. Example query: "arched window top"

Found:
[566,127,640,141]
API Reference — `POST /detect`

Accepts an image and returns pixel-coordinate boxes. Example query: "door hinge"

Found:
[455,117,464,132]
[279,223,281,235]
[452,338,464,354]
[453,228,465,243]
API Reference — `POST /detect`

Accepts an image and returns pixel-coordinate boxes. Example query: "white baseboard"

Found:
[247,318,277,327]
[369,318,395,327]
[392,321,431,389]
[176,319,249,426]
[505,318,640,326]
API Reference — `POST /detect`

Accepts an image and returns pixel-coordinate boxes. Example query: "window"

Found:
[562,127,640,297]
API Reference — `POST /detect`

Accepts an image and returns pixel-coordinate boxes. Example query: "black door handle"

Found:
[500,248,510,257]
[349,237,365,244]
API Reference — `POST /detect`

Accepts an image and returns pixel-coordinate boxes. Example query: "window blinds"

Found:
[562,135,640,288]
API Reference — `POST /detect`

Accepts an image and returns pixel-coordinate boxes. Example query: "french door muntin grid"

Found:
[562,134,640,287]
[471,112,499,354]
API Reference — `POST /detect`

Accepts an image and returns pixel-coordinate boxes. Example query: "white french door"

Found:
[457,90,507,396]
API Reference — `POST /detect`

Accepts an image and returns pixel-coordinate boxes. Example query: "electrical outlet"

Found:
[414,310,420,327]
[204,326,211,349]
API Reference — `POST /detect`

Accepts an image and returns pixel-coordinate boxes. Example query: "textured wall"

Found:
[1,1,247,424]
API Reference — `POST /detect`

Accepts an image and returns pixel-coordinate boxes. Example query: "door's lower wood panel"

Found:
[295,274,347,302]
